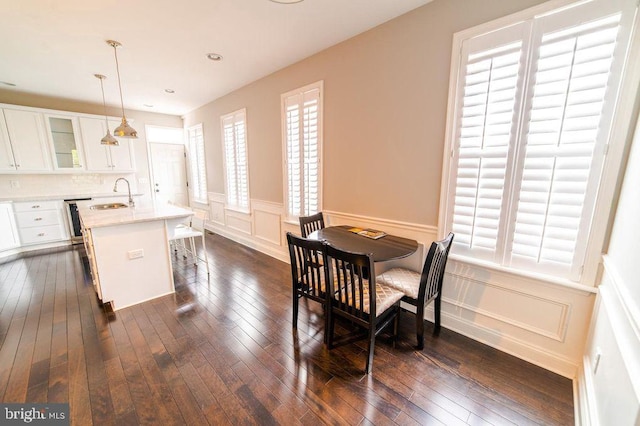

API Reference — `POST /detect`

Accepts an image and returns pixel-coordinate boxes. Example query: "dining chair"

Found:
[299,212,325,237]
[168,208,210,275]
[376,232,454,349]
[286,232,329,341]
[325,244,404,374]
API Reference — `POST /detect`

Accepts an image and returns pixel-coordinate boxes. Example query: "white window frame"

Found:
[281,80,324,221]
[438,0,639,286]
[220,108,250,212]
[186,123,208,204]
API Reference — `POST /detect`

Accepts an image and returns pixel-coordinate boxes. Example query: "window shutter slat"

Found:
[509,12,623,275]
[283,83,322,218]
[221,109,249,209]
[187,124,207,202]
[450,35,524,261]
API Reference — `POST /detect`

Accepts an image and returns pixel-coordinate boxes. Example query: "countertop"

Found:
[78,201,193,229]
[0,193,144,203]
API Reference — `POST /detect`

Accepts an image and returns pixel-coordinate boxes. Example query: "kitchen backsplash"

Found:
[0,173,139,198]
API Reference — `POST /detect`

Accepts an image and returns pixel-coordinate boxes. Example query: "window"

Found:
[441,0,636,282]
[282,81,323,219]
[146,125,184,144]
[186,124,208,203]
[221,108,250,211]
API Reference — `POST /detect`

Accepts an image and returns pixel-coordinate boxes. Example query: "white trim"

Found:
[582,5,640,284]
[602,255,640,339]
[280,80,324,221]
[449,254,598,294]
[220,108,251,212]
[186,123,208,204]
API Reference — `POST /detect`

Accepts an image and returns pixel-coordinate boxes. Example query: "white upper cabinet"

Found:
[79,117,135,172]
[1,109,52,172]
[44,114,86,171]
[0,112,16,172]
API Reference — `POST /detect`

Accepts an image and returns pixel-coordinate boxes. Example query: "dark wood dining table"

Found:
[307,225,418,262]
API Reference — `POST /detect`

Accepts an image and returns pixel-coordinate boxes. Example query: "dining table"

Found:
[306,225,418,262]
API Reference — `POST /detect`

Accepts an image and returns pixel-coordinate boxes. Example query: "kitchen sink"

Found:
[89,203,128,210]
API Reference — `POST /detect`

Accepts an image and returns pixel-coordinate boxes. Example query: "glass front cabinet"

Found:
[44,114,86,170]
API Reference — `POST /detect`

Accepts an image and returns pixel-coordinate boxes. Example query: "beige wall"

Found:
[0,90,183,199]
[184,0,547,225]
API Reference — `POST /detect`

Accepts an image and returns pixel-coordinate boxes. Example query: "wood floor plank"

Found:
[0,238,574,425]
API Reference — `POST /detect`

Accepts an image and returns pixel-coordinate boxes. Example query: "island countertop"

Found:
[78,200,193,229]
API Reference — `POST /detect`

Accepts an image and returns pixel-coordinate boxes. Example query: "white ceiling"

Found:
[0,0,431,116]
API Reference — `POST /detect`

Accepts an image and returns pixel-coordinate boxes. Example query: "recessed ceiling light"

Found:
[165,89,175,94]
[269,0,303,3]
[206,53,223,61]
[143,104,154,108]
[0,81,16,87]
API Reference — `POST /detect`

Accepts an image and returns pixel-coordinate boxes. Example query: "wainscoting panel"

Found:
[226,210,252,235]
[252,200,282,246]
[208,193,226,226]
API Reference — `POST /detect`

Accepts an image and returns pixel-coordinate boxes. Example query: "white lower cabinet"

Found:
[0,203,20,251]
[13,200,68,245]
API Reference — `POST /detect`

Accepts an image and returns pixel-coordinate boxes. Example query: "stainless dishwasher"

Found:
[64,198,92,244]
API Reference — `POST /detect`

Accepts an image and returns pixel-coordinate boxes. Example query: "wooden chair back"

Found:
[299,212,325,238]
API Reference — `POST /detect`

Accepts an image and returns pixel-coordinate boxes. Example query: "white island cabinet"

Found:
[78,201,192,311]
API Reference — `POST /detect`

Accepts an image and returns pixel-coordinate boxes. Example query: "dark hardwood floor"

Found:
[0,232,574,425]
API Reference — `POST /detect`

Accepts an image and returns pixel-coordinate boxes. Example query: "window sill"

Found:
[283,218,300,227]
[224,205,251,215]
[448,254,598,294]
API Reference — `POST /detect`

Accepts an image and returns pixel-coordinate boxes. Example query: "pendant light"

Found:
[94,74,119,146]
[106,40,138,138]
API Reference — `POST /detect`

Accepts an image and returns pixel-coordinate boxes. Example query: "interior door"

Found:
[149,142,189,206]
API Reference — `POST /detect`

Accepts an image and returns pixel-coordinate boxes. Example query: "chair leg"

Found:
[434,294,442,336]
[416,304,425,350]
[201,234,210,275]
[366,326,375,374]
[189,237,197,265]
[323,301,330,345]
[392,306,400,348]
[327,309,336,349]
[292,290,299,329]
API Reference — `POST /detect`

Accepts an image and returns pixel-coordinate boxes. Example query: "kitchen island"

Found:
[78,200,193,311]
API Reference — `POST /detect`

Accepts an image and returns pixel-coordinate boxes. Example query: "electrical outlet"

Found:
[10,180,20,189]
[128,249,144,259]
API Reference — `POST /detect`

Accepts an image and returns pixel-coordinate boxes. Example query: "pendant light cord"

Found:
[112,45,127,119]
[99,77,110,128]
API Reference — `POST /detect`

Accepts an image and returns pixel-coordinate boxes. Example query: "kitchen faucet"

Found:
[113,177,135,207]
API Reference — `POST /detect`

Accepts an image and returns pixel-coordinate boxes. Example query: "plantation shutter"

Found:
[284,86,321,218]
[187,124,207,202]
[508,11,625,279]
[221,109,249,210]
[445,0,635,281]
[449,23,528,262]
